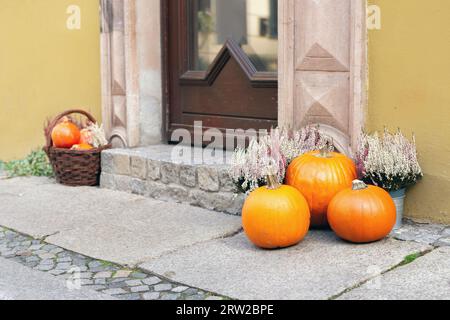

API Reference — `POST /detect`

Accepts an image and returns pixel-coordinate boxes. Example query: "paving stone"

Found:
[88,261,103,269]
[49,269,67,276]
[130,285,150,293]
[154,284,172,292]
[57,257,72,263]
[161,293,180,300]
[50,248,64,255]
[143,292,160,300]
[55,263,72,270]
[339,247,450,300]
[130,272,147,279]
[206,296,224,300]
[35,264,54,271]
[142,231,431,300]
[38,253,55,260]
[42,244,58,251]
[94,271,113,279]
[391,221,446,245]
[434,237,450,247]
[142,276,161,286]
[172,286,189,293]
[186,294,205,300]
[103,288,127,296]
[117,293,141,300]
[85,285,107,291]
[114,270,132,278]
[125,279,142,286]
[95,278,107,285]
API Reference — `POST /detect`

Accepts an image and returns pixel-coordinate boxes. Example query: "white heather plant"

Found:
[355,129,423,192]
[229,126,331,193]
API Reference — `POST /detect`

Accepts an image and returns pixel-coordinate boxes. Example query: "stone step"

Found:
[100,144,245,215]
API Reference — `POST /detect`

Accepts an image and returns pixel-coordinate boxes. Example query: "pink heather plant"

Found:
[229,126,331,193]
[355,129,423,192]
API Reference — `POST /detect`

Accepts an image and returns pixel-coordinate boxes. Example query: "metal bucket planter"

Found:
[389,188,406,230]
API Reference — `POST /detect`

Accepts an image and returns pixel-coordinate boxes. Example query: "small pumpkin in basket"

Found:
[242,175,311,249]
[286,148,357,228]
[328,180,396,243]
[71,143,94,151]
[51,117,81,149]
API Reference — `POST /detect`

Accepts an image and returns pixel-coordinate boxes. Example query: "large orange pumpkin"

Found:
[328,180,396,243]
[51,117,80,149]
[286,149,357,227]
[242,176,310,249]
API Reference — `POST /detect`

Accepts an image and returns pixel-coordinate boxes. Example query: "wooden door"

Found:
[166,0,278,144]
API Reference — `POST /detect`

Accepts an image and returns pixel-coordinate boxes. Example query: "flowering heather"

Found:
[229,126,331,193]
[355,129,423,191]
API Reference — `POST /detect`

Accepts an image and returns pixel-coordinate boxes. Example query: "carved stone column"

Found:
[279,0,367,154]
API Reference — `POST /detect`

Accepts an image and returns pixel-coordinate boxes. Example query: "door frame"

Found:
[100,0,367,155]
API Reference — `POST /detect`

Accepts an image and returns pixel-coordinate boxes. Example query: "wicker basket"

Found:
[44,109,111,187]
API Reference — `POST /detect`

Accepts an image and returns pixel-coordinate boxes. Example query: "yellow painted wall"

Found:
[368,0,450,223]
[0,0,101,161]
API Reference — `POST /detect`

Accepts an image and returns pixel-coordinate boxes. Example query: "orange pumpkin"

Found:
[286,149,357,228]
[242,176,310,249]
[328,180,396,243]
[71,143,93,151]
[51,117,80,149]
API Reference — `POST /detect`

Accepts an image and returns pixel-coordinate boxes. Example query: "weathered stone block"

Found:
[161,162,180,184]
[112,153,131,176]
[101,152,114,174]
[189,189,239,213]
[100,173,115,190]
[131,178,146,196]
[147,159,161,181]
[218,168,235,192]
[114,175,133,192]
[131,156,147,180]
[146,180,168,199]
[197,166,219,192]
[180,165,197,187]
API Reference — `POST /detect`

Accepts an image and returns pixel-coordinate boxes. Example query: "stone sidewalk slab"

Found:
[140,231,431,300]
[0,177,242,266]
[0,257,115,300]
[339,246,450,300]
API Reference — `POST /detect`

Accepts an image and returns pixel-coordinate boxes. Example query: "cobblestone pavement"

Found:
[0,226,228,300]
[390,219,450,247]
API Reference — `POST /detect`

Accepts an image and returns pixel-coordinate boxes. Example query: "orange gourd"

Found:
[51,117,80,149]
[286,149,357,227]
[71,143,94,151]
[328,180,396,243]
[242,175,310,249]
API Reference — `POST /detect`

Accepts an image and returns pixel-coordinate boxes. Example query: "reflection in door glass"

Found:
[191,0,278,72]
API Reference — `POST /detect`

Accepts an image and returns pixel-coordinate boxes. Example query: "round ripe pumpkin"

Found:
[242,177,310,249]
[286,149,357,228]
[328,180,396,243]
[51,117,80,149]
[71,143,93,151]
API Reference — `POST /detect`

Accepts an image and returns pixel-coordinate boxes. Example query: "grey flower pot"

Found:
[389,188,406,230]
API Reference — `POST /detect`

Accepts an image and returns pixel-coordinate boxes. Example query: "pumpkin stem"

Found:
[316,146,332,158]
[352,180,368,190]
[266,175,281,190]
